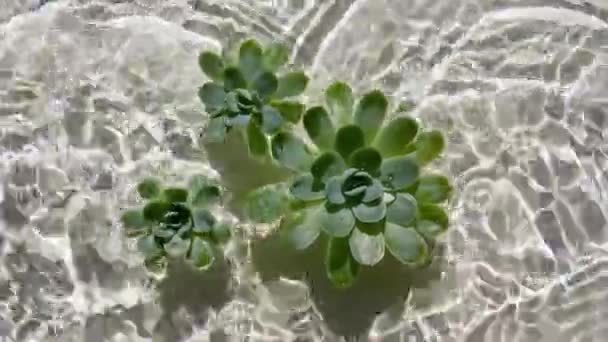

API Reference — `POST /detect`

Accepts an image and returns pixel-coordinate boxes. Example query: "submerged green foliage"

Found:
[198,39,309,160]
[247,81,452,288]
[121,175,230,275]
[125,38,452,289]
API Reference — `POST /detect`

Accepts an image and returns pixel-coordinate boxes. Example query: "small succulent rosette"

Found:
[197,39,309,157]
[249,82,452,288]
[120,175,231,276]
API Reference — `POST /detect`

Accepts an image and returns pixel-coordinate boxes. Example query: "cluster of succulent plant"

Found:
[122,38,451,288]
[244,80,452,287]
[198,39,309,159]
[120,175,230,275]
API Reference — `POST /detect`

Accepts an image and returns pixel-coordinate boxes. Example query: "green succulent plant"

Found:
[198,39,309,159]
[247,82,452,288]
[126,38,453,290]
[120,175,230,275]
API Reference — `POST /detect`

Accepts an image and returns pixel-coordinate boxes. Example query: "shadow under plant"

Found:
[251,231,444,337]
[153,257,233,341]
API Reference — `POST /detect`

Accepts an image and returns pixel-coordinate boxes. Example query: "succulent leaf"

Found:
[374,117,418,158]
[247,120,269,157]
[415,175,452,203]
[137,178,161,199]
[319,205,355,237]
[334,125,365,160]
[198,51,224,81]
[274,71,308,98]
[325,82,354,125]
[384,223,429,265]
[304,106,335,150]
[414,130,445,165]
[348,227,385,266]
[354,90,388,143]
[239,39,264,83]
[263,43,289,71]
[271,132,313,172]
[283,207,322,250]
[326,237,359,288]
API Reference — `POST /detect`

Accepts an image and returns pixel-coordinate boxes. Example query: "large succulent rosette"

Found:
[247,82,452,288]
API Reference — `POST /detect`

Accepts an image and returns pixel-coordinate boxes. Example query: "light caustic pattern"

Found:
[0,0,607,341]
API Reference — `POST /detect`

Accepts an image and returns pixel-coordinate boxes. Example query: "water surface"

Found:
[1,0,607,341]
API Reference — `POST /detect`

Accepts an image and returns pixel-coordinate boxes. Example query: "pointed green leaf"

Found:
[192,208,216,233]
[198,82,226,113]
[374,117,418,157]
[349,227,385,266]
[206,117,227,143]
[320,206,355,237]
[223,67,247,90]
[303,106,335,150]
[380,156,419,190]
[239,39,264,83]
[137,178,161,199]
[188,175,221,207]
[121,210,146,234]
[415,175,452,203]
[274,71,308,98]
[271,132,313,171]
[163,188,189,203]
[270,100,304,123]
[352,201,387,223]
[260,105,283,134]
[349,147,382,174]
[211,222,231,244]
[334,125,365,160]
[142,201,171,222]
[417,203,449,239]
[354,90,388,143]
[311,152,346,183]
[198,51,224,81]
[325,82,354,125]
[247,121,269,157]
[164,235,190,257]
[384,223,429,265]
[325,176,345,206]
[283,208,321,250]
[414,130,445,165]
[137,234,163,259]
[326,237,359,288]
[386,193,417,227]
[263,43,289,71]
[188,237,215,271]
[290,173,325,202]
[246,183,291,223]
[416,220,444,241]
[252,72,278,99]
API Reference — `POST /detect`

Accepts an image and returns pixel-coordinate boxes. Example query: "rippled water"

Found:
[1,0,607,341]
